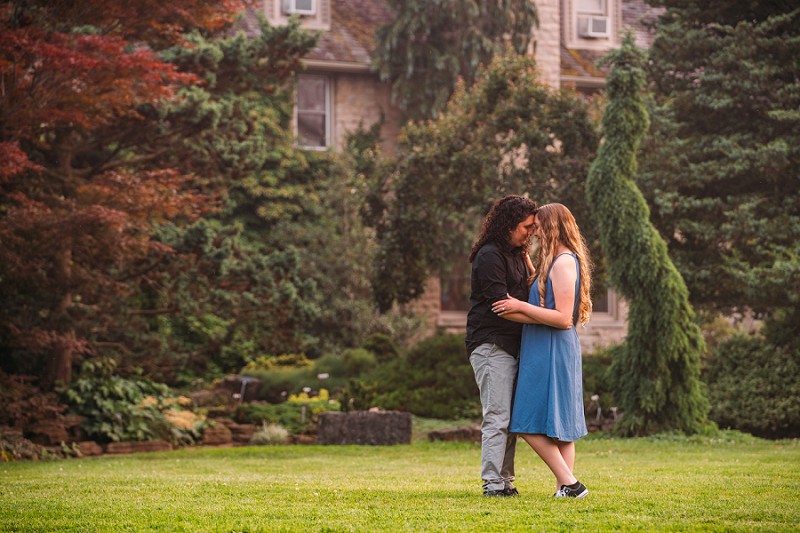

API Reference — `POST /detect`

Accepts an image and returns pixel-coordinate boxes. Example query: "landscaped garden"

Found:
[2,428,798,532]
[2,3,799,532]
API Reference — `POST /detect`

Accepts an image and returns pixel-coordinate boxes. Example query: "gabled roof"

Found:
[561,46,607,79]
[235,1,392,70]
[305,0,392,64]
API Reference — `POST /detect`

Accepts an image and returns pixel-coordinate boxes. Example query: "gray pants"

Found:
[470,343,518,492]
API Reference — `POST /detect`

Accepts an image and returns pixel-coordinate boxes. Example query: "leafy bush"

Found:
[365,333,481,419]
[361,333,400,363]
[0,371,66,431]
[235,390,340,435]
[241,354,316,402]
[242,350,380,401]
[0,427,43,461]
[312,353,349,390]
[582,347,618,414]
[62,360,205,444]
[341,348,377,376]
[242,353,314,372]
[705,334,800,439]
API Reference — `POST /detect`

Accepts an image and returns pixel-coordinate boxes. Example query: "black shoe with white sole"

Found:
[553,481,588,498]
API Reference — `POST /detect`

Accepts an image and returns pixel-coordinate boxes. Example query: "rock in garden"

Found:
[105,440,173,454]
[317,411,411,445]
[201,423,233,446]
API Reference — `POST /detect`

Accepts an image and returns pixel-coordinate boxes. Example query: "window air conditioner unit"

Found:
[580,15,610,38]
[282,0,316,16]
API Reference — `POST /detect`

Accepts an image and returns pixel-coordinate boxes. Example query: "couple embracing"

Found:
[466,195,592,499]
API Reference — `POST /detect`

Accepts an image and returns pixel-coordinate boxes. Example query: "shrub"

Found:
[582,347,618,414]
[243,350,381,402]
[241,354,313,402]
[245,366,315,403]
[249,422,289,445]
[365,333,480,419]
[63,360,205,444]
[705,334,800,439]
[361,333,400,363]
[312,353,349,390]
[241,353,314,372]
[0,427,43,461]
[0,371,66,431]
[341,348,377,376]
[235,390,340,435]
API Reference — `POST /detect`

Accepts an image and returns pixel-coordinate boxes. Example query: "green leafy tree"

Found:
[639,3,800,319]
[373,0,538,119]
[585,35,708,436]
[119,19,395,380]
[372,53,599,311]
[118,18,324,381]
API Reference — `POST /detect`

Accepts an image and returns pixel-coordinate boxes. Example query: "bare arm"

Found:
[491,255,576,329]
[498,310,538,324]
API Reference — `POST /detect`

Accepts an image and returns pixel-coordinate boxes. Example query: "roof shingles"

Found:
[305,0,392,64]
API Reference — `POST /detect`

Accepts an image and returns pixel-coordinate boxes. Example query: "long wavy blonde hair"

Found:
[534,203,592,325]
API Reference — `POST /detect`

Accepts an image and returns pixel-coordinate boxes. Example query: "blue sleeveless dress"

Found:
[509,253,587,442]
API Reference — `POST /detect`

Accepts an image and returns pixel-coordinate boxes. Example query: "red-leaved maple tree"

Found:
[0,0,246,388]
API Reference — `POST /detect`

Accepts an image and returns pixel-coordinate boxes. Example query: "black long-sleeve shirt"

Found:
[465,242,531,358]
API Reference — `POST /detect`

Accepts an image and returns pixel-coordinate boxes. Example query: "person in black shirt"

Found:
[466,195,537,497]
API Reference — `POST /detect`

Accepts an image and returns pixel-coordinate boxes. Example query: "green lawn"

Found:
[1,431,798,532]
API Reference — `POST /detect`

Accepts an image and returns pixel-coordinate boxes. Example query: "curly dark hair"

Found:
[469,195,538,262]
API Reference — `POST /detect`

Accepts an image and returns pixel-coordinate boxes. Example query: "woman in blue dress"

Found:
[492,203,592,498]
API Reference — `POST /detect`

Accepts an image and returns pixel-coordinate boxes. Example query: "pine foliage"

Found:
[639,3,800,317]
[373,0,538,120]
[585,35,708,436]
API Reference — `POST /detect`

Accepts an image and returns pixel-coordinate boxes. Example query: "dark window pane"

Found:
[593,290,609,313]
[297,76,326,113]
[298,113,326,147]
[296,74,327,147]
[441,259,471,311]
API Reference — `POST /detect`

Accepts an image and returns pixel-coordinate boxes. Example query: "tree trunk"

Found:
[44,243,74,389]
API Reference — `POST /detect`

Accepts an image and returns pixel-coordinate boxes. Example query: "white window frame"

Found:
[568,0,617,49]
[295,74,330,150]
[282,0,316,16]
[576,0,606,15]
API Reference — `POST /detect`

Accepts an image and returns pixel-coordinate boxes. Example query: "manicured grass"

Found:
[1,431,798,532]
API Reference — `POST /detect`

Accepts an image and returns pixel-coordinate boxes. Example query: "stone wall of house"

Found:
[534,0,562,88]
[576,298,629,354]
[333,72,403,155]
[411,277,629,355]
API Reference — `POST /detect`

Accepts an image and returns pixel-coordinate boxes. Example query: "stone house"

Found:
[254,0,661,352]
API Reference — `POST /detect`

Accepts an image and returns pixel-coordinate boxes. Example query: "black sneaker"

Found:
[503,487,520,496]
[483,489,510,497]
[553,481,588,498]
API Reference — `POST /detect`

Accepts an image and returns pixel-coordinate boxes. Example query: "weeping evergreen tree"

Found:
[585,35,708,436]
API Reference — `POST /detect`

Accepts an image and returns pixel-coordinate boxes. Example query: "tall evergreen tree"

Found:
[373,0,538,120]
[585,35,708,436]
[639,3,800,319]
